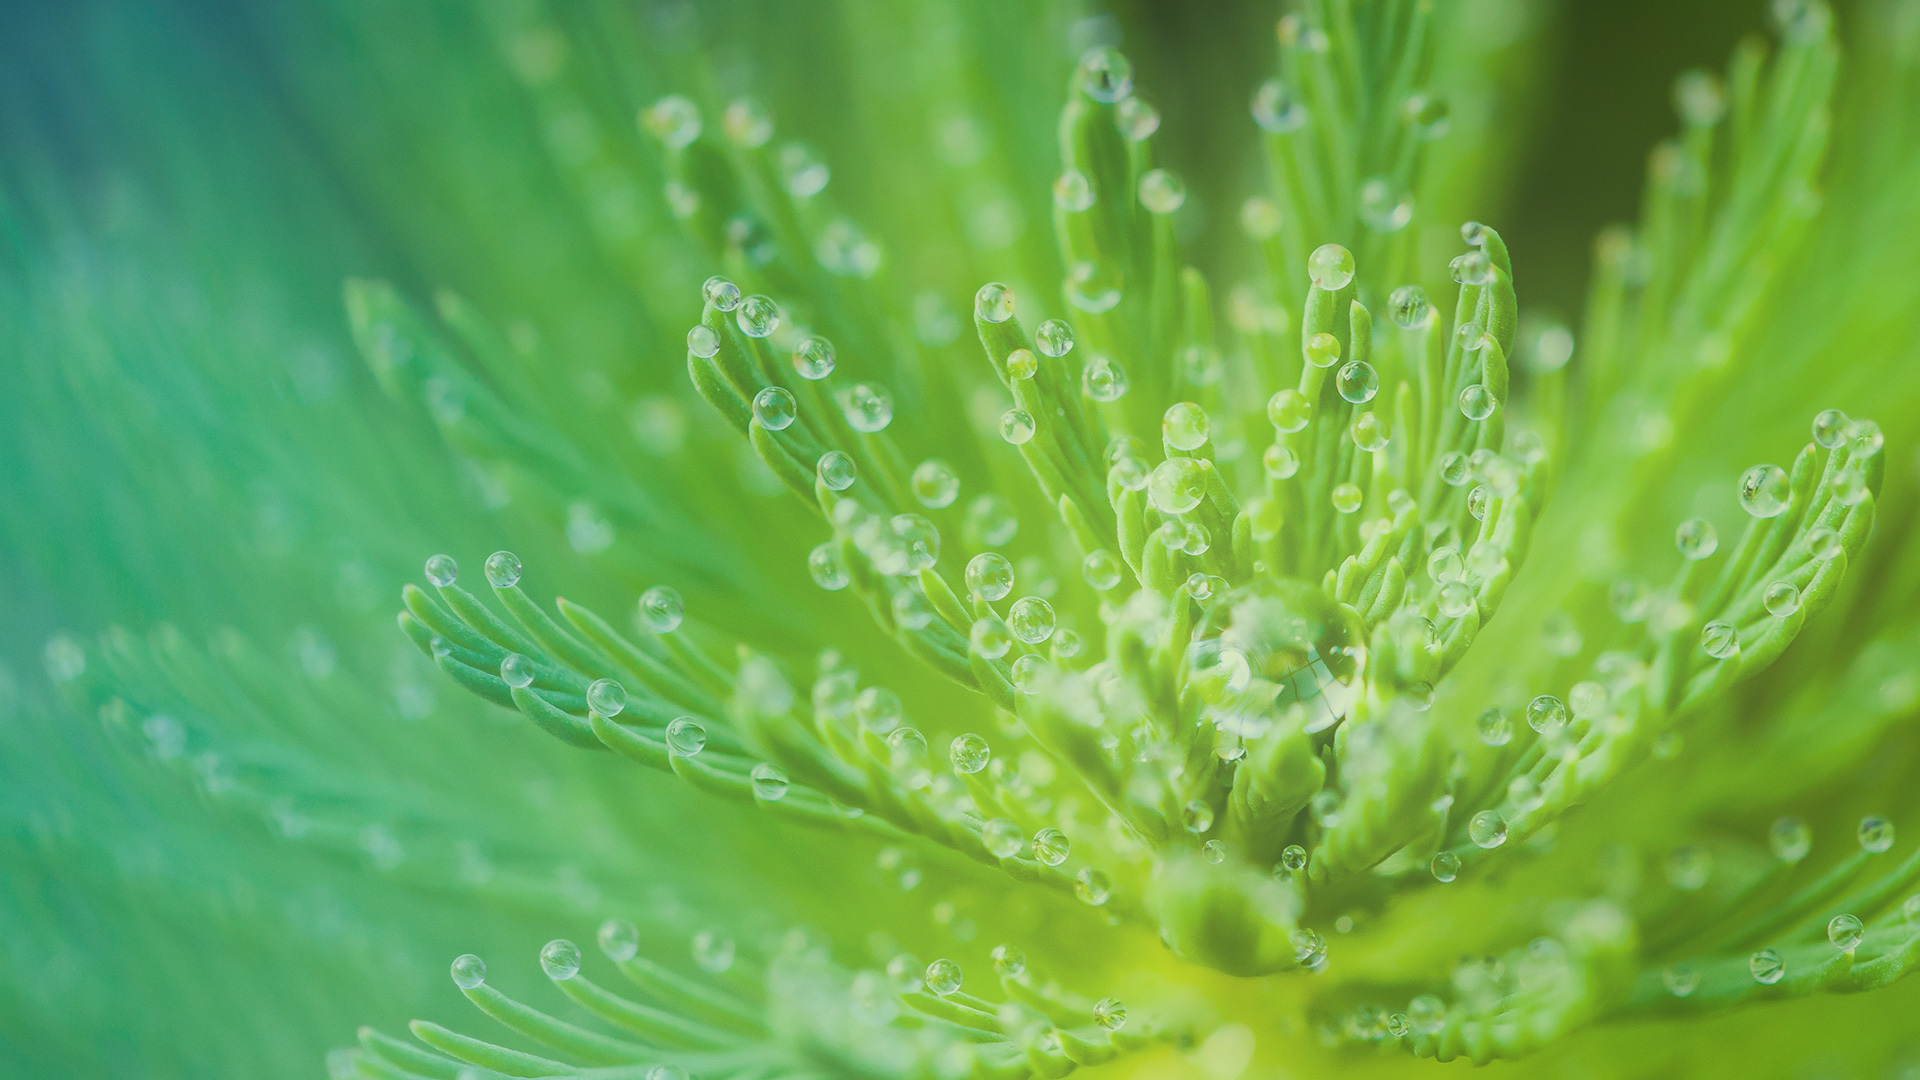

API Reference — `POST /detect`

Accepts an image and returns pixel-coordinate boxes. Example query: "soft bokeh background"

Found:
[3,1,1918,1076]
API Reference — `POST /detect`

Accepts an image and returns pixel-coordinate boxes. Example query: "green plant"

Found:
[6,1,1920,1077]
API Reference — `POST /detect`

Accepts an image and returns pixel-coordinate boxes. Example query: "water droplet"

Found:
[971,617,1013,659]
[1806,525,1842,561]
[753,386,797,430]
[1162,402,1210,451]
[500,654,536,690]
[1359,177,1413,232]
[1182,799,1215,834]
[640,586,684,632]
[598,919,639,962]
[1034,828,1071,866]
[1093,996,1127,1031]
[921,957,965,999]
[1082,354,1130,400]
[1386,285,1432,329]
[1202,839,1228,864]
[687,325,720,359]
[1336,361,1379,404]
[735,295,780,338]
[702,276,742,311]
[966,494,1020,547]
[1079,47,1133,103]
[890,514,940,573]
[1000,408,1036,444]
[1666,846,1711,890]
[646,1067,688,1080]
[1527,694,1567,736]
[1267,388,1311,432]
[449,953,487,990]
[1082,550,1123,592]
[817,451,857,491]
[425,554,458,587]
[751,762,790,801]
[1263,444,1300,479]
[1663,963,1699,997]
[1252,79,1307,132]
[1290,928,1326,966]
[1833,469,1869,506]
[1477,708,1512,747]
[1469,811,1508,849]
[975,282,1016,324]
[977,817,1023,858]
[540,939,581,980]
[1438,451,1470,487]
[1308,244,1355,291]
[807,543,849,590]
[1053,169,1095,212]
[1770,817,1812,862]
[1466,485,1491,521]
[1749,948,1785,984]
[950,733,991,774]
[1008,597,1056,644]
[1738,464,1791,518]
[1281,844,1307,872]
[1675,518,1717,560]
[1075,867,1112,905]
[1700,621,1740,660]
[692,930,735,973]
[587,678,627,718]
[856,687,903,732]
[1811,408,1850,449]
[1138,169,1186,214]
[1457,384,1497,421]
[1859,815,1895,853]
[1025,321,1075,363]
[1763,580,1801,617]
[643,96,702,149]
[1148,458,1207,515]
[1449,250,1494,286]
[843,383,894,432]
[1115,95,1159,140]
[1437,581,1474,619]
[1845,418,1884,458]
[792,336,835,379]
[1827,913,1863,951]
[666,717,707,755]
[965,553,1015,601]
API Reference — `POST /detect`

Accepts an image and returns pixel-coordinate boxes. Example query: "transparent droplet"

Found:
[736,295,780,338]
[541,939,581,981]
[1477,708,1512,747]
[1163,402,1210,451]
[1082,355,1130,401]
[1358,176,1413,232]
[450,953,486,990]
[1306,244,1355,293]
[1281,844,1308,872]
[950,733,991,774]
[1859,815,1895,853]
[1449,250,1494,286]
[643,96,702,149]
[1458,384,1497,422]
[1008,597,1056,644]
[587,678,627,718]
[1827,913,1863,951]
[702,275,742,312]
[970,617,1013,660]
[721,98,772,148]
[966,552,1015,601]
[1138,168,1186,214]
[1469,811,1508,849]
[1438,451,1470,487]
[1115,96,1159,141]
[1184,572,1215,601]
[1034,319,1075,359]
[856,687,903,732]
[1148,458,1207,515]
[1427,546,1463,583]
[1763,580,1801,617]
[1675,518,1717,560]
[1082,550,1123,592]
[1304,333,1341,370]
[1770,816,1812,862]
[1846,418,1884,458]
[792,336,835,379]
[1000,408,1036,445]
[692,930,735,973]
[640,586,684,633]
[982,818,1023,858]
[751,762,790,801]
[1331,483,1363,515]
[1466,485,1491,521]
[1663,964,1699,997]
[1093,997,1127,1031]
[425,554,458,587]
[1240,196,1282,239]
[1202,839,1228,864]
[1267,388,1311,432]
[817,451,857,491]
[1291,928,1326,966]
[1079,47,1133,103]
[1436,580,1474,619]
[500,653,536,690]
[1738,464,1791,518]
[925,957,964,995]
[1053,169,1095,212]
[910,460,961,509]
[1264,443,1300,479]
[1336,360,1379,404]
[808,543,849,591]
[1251,79,1307,133]
[966,494,1020,547]
[975,282,1016,324]
[753,386,797,430]
[844,383,894,432]
[597,919,639,962]
[1805,525,1842,562]
[1527,694,1567,736]
[666,716,707,756]
[1749,948,1785,984]
[1811,408,1850,449]
[1387,285,1432,329]
[1182,799,1216,834]
[1075,867,1112,905]
[1666,846,1711,891]
[1700,621,1740,660]
[687,324,720,359]
[1033,828,1070,866]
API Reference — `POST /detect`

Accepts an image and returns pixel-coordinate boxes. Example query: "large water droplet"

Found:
[950,733,991,774]
[1674,518,1717,560]
[1093,997,1128,1031]
[792,336,835,379]
[1770,816,1812,862]
[1700,621,1739,660]
[1827,913,1863,951]
[1252,79,1307,132]
[1469,810,1508,849]
[425,554,458,587]
[702,275,742,312]
[1082,355,1130,401]
[587,678,627,718]
[500,654,536,690]
[1148,458,1208,515]
[1458,384,1497,422]
[925,958,964,995]
[1000,408,1036,445]
[1267,388,1311,432]
[1138,169,1186,214]
[808,543,849,590]
[1859,815,1895,853]
[753,386,797,430]
[1082,550,1123,591]
[1763,580,1801,617]
[1075,867,1112,905]
[1738,464,1791,518]
[1079,47,1134,103]
[975,282,1016,324]
[451,953,486,989]
[966,552,1015,601]
[541,939,581,980]
[1034,828,1071,866]
[1749,948,1785,984]
[692,930,734,973]
[843,384,893,432]
[598,919,639,961]
[817,451,857,491]
[970,617,1013,659]
[1163,402,1210,450]
[1305,332,1342,368]
[666,717,707,755]
[1035,319,1075,358]
[640,586,684,633]
[982,818,1022,858]
[1008,597,1056,644]
[736,295,780,338]
[751,762,790,801]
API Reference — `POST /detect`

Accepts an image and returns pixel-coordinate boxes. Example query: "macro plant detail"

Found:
[7,0,1920,1078]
